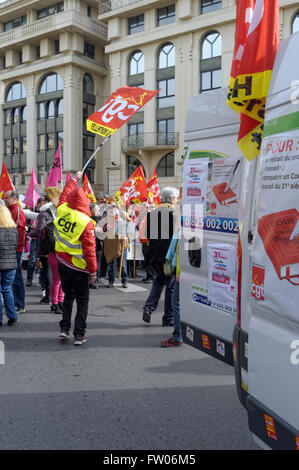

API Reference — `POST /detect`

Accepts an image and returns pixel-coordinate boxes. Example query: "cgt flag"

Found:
[147,168,161,205]
[227,0,280,161]
[0,162,15,199]
[83,173,97,203]
[115,165,148,206]
[86,86,159,138]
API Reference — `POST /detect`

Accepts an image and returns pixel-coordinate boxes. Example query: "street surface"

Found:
[0,271,259,450]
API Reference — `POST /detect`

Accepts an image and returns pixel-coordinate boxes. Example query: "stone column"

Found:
[24,75,37,178]
[62,65,83,172]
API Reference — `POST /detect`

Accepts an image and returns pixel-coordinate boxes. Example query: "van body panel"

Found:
[248,32,299,447]
[181,89,253,368]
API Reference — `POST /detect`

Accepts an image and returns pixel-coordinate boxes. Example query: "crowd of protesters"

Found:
[0,173,182,348]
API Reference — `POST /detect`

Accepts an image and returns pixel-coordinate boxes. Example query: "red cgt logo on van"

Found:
[251,265,265,301]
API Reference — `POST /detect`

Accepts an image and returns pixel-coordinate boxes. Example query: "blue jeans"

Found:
[13,252,25,309]
[172,280,182,342]
[0,269,17,323]
[27,239,37,282]
[143,262,174,322]
[108,249,128,284]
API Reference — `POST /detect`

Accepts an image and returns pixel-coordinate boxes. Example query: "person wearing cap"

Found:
[4,190,26,314]
[54,171,97,346]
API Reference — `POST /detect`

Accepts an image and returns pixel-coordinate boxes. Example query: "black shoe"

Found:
[89,283,98,289]
[0,322,2,327]
[40,295,50,304]
[51,304,63,314]
[162,320,174,327]
[26,280,32,287]
[7,318,17,326]
[142,309,151,323]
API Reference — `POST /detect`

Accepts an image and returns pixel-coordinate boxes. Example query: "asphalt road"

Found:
[0,271,259,451]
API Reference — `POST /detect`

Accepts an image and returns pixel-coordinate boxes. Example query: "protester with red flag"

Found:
[83,173,97,203]
[147,168,161,205]
[115,165,148,206]
[227,0,280,161]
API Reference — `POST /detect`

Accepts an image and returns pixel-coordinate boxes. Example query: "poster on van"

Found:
[182,149,242,234]
[251,131,299,323]
[207,243,237,311]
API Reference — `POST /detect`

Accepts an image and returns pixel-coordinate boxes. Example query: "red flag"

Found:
[87,86,159,137]
[147,168,161,205]
[115,165,148,206]
[0,162,15,199]
[83,173,97,203]
[227,0,280,160]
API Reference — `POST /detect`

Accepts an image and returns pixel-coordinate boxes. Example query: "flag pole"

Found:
[82,136,110,174]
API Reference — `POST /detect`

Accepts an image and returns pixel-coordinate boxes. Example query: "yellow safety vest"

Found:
[54,203,95,270]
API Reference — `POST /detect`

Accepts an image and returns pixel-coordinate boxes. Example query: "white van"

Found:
[180,32,299,450]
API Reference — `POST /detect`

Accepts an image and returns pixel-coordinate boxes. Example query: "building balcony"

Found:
[0,10,108,49]
[121,132,179,152]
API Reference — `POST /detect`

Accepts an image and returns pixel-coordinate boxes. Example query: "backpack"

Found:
[39,221,56,255]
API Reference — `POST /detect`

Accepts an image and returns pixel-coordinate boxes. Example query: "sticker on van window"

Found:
[201,334,211,350]
[216,339,225,357]
[186,326,194,342]
[264,414,278,441]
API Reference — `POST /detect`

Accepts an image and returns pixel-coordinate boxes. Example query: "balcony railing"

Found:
[121,132,179,152]
[0,10,108,47]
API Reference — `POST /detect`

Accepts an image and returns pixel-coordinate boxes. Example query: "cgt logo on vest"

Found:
[251,264,265,301]
[58,217,77,233]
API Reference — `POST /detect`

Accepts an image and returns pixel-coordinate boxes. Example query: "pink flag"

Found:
[65,171,72,185]
[23,169,39,209]
[45,143,63,188]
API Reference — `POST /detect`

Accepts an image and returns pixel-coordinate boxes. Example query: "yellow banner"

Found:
[238,121,264,162]
[86,119,116,137]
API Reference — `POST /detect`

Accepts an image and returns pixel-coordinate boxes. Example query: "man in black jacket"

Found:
[142,187,179,326]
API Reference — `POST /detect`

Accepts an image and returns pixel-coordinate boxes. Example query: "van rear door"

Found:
[247,33,299,449]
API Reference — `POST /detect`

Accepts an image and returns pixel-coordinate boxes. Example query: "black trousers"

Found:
[40,256,51,297]
[58,262,90,336]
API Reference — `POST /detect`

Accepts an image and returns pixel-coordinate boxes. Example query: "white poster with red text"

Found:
[251,131,299,324]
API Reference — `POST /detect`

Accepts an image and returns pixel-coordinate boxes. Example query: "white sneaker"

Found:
[74,335,87,346]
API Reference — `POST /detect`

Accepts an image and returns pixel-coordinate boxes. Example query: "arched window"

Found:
[158,43,175,69]
[83,73,94,95]
[127,156,146,178]
[39,72,63,94]
[4,82,27,178]
[156,152,174,177]
[201,32,221,59]
[6,82,26,101]
[200,31,222,92]
[292,11,299,34]
[129,50,144,75]
[36,72,63,177]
